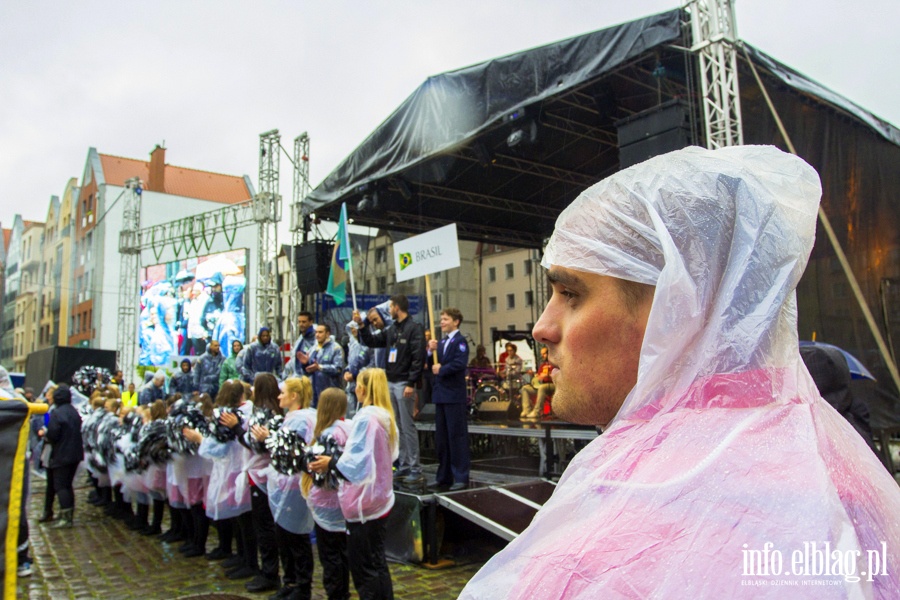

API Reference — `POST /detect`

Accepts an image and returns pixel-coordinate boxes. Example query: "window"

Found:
[524,260,532,277]
[488,296,497,312]
[526,322,534,331]
[488,267,496,282]
[525,290,534,306]
[507,324,517,331]
[377,276,387,294]
[433,293,443,310]
[505,263,514,279]
[490,327,498,341]
[375,247,387,264]
[506,293,516,309]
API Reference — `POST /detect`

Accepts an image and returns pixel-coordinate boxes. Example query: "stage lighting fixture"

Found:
[507,120,538,151]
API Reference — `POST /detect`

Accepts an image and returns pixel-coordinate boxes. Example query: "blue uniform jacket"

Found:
[194,350,225,395]
[432,332,469,404]
[308,339,345,402]
[241,341,284,382]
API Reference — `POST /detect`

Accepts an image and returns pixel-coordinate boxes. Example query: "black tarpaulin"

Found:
[304,9,687,246]
[303,8,900,424]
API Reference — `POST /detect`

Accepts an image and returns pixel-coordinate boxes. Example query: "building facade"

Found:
[1,216,25,370]
[68,145,256,354]
[476,244,546,348]
[13,220,45,371]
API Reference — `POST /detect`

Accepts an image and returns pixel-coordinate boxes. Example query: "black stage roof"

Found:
[304,8,900,249]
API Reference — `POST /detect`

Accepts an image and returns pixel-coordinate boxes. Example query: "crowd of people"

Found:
[29,366,400,600]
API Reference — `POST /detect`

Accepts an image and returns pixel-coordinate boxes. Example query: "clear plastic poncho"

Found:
[264,407,317,534]
[336,405,399,523]
[461,146,900,599]
[307,420,352,532]
[198,402,252,520]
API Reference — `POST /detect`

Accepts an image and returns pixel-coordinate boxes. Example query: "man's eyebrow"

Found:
[546,269,583,288]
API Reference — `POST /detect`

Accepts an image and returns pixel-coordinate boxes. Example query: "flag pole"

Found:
[341,203,358,312]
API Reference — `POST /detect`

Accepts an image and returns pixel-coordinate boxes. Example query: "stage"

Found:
[379,414,599,567]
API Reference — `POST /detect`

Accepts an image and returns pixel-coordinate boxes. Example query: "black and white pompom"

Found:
[266,428,307,475]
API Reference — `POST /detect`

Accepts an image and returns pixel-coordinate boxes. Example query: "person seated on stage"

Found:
[469,345,493,369]
[496,343,523,381]
[519,346,555,419]
[460,146,900,599]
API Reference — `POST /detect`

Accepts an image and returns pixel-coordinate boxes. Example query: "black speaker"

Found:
[615,99,692,169]
[293,241,334,294]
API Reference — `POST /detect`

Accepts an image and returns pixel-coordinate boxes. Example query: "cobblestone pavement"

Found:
[17,476,483,599]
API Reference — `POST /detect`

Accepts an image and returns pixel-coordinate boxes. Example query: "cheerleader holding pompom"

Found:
[183,380,253,576]
[255,376,317,599]
[304,387,351,600]
[309,368,398,600]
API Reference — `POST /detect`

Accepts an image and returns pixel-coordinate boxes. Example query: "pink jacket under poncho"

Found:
[461,146,900,599]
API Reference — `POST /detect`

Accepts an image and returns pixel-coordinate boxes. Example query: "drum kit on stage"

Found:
[466,365,524,419]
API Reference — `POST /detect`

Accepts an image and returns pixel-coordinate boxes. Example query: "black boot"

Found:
[129,502,150,531]
[51,508,74,529]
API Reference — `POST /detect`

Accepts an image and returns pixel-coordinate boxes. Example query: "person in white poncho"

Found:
[461,145,900,599]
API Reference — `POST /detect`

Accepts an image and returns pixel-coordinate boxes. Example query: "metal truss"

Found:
[257,130,282,338]
[116,177,143,381]
[288,133,311,340]
[686,0,743,148]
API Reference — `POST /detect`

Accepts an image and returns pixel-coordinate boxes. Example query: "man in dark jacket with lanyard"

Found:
[427,308,470,491]
[354,294,426,485]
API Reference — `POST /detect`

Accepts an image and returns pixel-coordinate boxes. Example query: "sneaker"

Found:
[226,565,258,580]
[245,575,280,592]
[205,548,232,561]
[17,561,33,577]
[402,473,425,485]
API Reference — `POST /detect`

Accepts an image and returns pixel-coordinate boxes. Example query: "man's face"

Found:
[368,309,384,330]
[209,341,220,356]
[128,384,135,393]
[115,370,123,381]
[298,315,312,331]
[506,345,517,356]
[259,330,271,345]
[439,313,459,333]
[181,362,190,373]
[315,326,328,344]
[389,302,399,320]
[540,347,548,361]
[532,266,651,428]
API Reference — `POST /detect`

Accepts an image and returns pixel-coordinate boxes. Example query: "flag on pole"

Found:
[326,203,353,306]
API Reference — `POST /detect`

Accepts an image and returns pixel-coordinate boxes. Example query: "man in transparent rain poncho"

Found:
[461,146,900,599]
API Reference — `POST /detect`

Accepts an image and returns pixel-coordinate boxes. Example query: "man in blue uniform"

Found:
[194,339,225,398]
[241,327,284,383]
[427,308,470,491]
[303,323,345,407]
[289,311,317,376]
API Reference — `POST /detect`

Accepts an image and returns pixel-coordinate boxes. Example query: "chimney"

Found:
[147,145,166,192]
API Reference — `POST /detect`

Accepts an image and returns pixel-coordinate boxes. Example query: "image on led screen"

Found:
[139,248,247,366]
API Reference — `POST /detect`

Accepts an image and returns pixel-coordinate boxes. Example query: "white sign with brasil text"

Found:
[393,223,460,283]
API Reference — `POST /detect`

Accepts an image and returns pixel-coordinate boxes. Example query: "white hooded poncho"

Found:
[461,146,900,599]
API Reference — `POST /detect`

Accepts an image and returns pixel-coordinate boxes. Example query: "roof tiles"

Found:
[99,154,251,204]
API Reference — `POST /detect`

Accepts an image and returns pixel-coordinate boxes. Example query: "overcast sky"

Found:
[2,0,898,230]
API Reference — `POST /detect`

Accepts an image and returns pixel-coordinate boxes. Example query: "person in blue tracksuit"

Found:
[301,324,345,408]
[241,327,284,383]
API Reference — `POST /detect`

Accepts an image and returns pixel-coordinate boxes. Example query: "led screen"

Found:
[139,248,247,366]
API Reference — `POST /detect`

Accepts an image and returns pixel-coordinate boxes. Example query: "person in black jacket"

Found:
[40,384,84,528]
[355,294,426,485]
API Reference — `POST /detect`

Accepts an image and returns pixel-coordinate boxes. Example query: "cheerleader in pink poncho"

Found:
[310,367,398,600]
[461,146,900,599]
